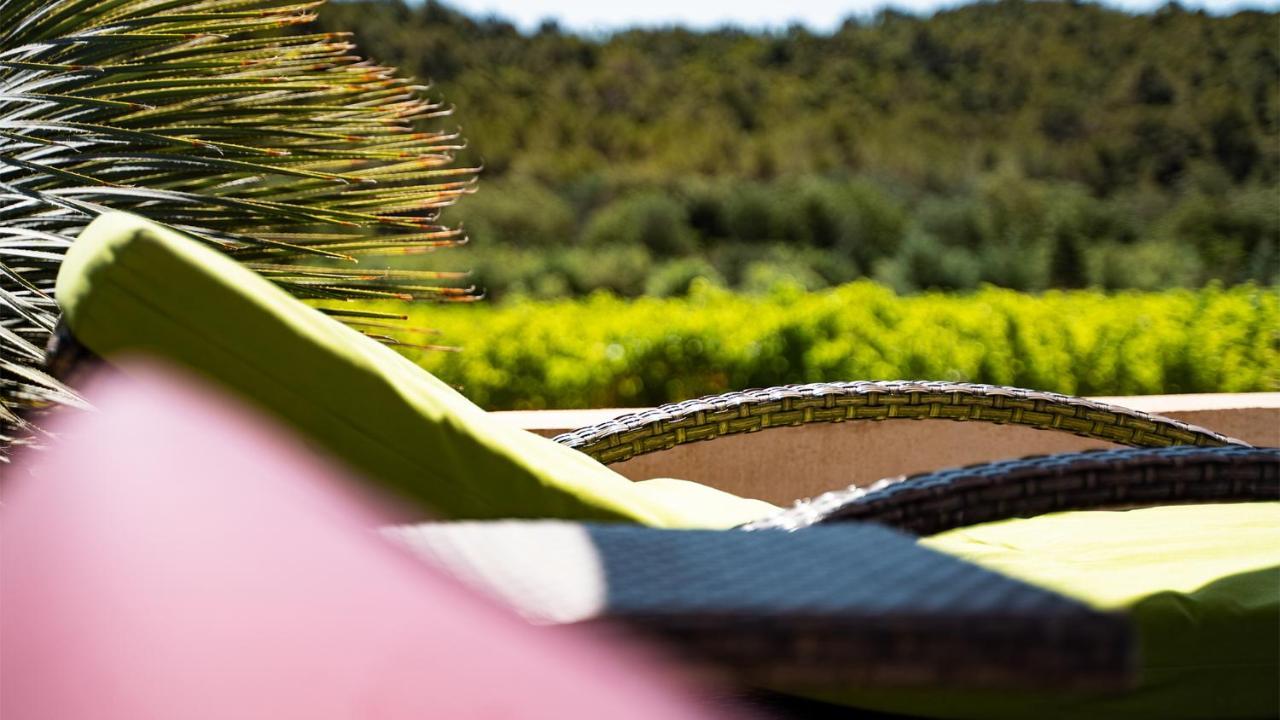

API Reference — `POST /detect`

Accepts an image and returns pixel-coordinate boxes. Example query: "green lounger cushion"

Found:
[56,212,777,528]
[813,502,1280,719]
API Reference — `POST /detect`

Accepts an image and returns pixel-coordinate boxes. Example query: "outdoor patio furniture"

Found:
[396,445,1278,719]
[389,518,1134,691]
[45,211,1280,718]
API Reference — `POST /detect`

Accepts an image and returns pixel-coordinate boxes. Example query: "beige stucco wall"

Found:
[497,393,1280,505]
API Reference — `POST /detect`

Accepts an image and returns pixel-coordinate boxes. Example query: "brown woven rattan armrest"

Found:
[742,445,1280,534]
[553,381,1249,464]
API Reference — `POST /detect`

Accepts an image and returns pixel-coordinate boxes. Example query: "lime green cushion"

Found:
[811,503,1280,719]
[57,212,776,528]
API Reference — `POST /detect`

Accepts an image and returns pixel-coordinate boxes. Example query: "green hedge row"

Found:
[364,282,1279,410]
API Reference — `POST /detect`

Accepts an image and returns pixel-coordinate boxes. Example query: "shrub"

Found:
[877,229,982,291]
[645,258,725,297]
[445,178,575,247]
[365,282,1279,409]
[555,245,653,296]
[724,183,785,244]
[582,191,698,255]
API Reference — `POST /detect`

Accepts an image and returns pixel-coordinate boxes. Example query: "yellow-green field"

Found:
[355,281,1280,410]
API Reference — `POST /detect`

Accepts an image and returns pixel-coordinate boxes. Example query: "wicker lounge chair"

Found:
[390,444,1277,716]
[46,212,1280,719]
[546,384,1273,530]
[389,518,1137,691]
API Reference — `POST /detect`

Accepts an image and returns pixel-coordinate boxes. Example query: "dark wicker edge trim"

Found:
[553,382,1249,465]
[592,608,1132,691]
[743,445,1280,534]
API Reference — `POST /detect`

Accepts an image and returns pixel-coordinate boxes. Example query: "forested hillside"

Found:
[315,1,1279,296]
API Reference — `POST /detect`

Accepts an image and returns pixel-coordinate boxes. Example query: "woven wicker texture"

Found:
[553,382,1248,464]
[743,445,1280,534]
[389,521,1131,690]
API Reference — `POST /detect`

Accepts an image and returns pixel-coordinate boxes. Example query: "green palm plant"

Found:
[0,0,477,450]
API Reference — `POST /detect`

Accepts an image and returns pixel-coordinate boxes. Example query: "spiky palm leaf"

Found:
[0,0,477,450]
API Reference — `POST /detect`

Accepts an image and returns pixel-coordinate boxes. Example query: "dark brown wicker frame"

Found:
[554,382,1274,534]
[553,381,1248,464]
[743,444,1280,534]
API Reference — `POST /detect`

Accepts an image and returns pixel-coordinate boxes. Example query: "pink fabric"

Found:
[0,362,731,720]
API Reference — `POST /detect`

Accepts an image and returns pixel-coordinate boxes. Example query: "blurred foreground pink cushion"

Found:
[0,362,728,720]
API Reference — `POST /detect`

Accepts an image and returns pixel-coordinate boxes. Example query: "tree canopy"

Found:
[313,1,1279,295]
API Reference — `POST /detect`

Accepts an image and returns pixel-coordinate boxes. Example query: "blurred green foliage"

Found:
[363,282,1280,409]
[314,1,1278,297]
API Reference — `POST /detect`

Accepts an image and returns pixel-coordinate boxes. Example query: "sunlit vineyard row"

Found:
[359,281,1279,410]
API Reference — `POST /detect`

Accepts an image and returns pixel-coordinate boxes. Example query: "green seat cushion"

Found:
[57,212,776,528]
[809,502,1280,719]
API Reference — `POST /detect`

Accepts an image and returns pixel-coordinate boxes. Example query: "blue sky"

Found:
[441,0,1278,32]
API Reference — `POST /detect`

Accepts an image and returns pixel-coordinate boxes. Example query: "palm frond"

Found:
[0,0,478,450]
